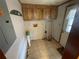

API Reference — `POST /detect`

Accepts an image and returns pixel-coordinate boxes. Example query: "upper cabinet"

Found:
[34,8,43,20]
[22,8,33,20]
[50,7,58,19]
[22,4,58,21]
[28,8,33,20]
[43,8,51,19]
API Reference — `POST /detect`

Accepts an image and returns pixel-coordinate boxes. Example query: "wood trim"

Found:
[66,3,75,7]
[59,4,76,42]
[22,4,57,9]
[0,49,6,59]
[57,0,73,7]
[21,3,57,6]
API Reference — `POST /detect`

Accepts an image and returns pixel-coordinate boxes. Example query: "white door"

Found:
[60,5,77,47]
[0,0,16,53]
[29,20,45,40]
[45,20,52,39]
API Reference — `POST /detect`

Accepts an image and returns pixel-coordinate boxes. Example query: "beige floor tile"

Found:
[27,39,62,59]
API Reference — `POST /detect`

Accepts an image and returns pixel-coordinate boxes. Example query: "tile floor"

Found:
[27,39,62,59]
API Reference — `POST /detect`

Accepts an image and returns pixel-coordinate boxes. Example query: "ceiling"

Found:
[20,0,69,5]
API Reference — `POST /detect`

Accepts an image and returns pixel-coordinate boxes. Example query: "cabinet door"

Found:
[27,8,33,20]
[23,8,33,20]
[50,7,57,19]
[43,8,50,20]
[22,8,27,20]
[34,8,43,20]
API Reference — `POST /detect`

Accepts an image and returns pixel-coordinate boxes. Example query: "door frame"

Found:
[59,3,76,42]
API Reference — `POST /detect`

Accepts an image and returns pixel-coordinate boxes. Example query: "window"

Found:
[66,8,77,32]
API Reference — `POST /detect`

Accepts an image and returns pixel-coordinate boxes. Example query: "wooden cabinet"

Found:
[43,8,50,19]
[22,8,26,20]
[22,4,58,21]
[50,7,58,19]
[34,8,43,20]
[27,8,33,20]
[22,8,43,20]
[43,7,57,20]
[22,8,33,20]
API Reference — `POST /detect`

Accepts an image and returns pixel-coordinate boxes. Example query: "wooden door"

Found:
[62,6,79,59]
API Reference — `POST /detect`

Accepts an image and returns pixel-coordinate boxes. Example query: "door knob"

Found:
[6,20,9,23]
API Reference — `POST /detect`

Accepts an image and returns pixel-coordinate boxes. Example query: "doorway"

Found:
[60,5,77,47]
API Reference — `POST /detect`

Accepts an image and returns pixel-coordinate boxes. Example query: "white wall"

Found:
[5,38,27,59]
[52,1,74,42]
[24,20,52,40]
[5,0,27,59]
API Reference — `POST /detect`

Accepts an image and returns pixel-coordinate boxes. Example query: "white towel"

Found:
[26,35,31,47]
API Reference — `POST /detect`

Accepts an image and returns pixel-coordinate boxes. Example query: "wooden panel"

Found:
[27,8,33,20]
[43,8,50,19]
[22,8,26,20]
[50,7,58,19]
[22,4,58,20]
[22,8,33,20]
[34,8,43,20]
